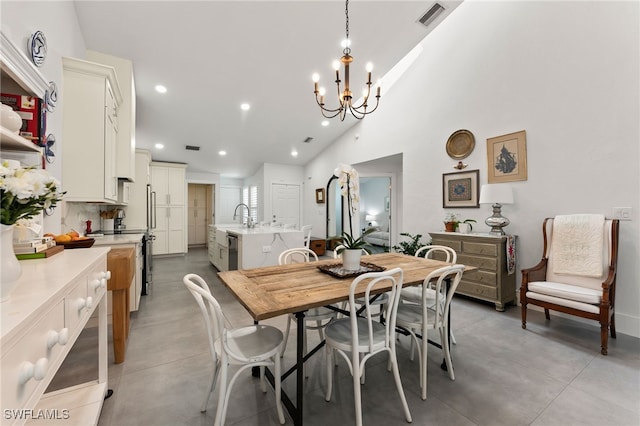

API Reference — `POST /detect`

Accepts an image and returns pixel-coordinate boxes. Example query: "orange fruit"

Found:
[54,234,72,243]
[67,230,80,238]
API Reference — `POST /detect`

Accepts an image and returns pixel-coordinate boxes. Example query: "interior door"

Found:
[188,183,209,246]
[271,183,300,227]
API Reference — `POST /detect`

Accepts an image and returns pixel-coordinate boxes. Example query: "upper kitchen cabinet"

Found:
[86,51,136,181]
[0,31,46,154]
[62,57,123,203]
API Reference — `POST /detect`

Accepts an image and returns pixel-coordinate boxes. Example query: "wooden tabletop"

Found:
[218,252,473,321]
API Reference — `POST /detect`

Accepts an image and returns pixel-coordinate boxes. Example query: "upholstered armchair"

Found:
[520,215,620,355]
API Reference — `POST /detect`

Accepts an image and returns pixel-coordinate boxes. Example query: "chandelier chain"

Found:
[344,0,351,55]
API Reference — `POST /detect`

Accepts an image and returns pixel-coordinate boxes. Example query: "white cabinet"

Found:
[209,226,229,271]
[151,162,186,255]
[117,181,131,205]
[1,249,109,426]
[62,57,123,203]
[86,51,136,181]
[125,149,151,230]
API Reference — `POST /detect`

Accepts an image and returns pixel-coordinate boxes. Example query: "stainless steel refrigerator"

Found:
[143,184,156,294]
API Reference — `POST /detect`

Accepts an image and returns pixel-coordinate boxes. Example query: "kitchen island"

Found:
[209,224,303,271]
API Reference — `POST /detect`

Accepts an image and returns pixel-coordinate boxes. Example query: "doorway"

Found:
[188,183,213,247]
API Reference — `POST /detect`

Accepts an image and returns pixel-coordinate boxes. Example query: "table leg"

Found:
[294,311,305,426]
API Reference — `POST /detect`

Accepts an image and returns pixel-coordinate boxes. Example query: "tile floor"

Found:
[55,248,640,425]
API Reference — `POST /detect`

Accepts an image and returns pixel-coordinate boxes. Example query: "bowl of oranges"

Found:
[45,230,95,249]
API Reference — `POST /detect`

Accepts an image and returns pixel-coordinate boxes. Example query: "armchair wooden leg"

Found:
[521,300,527,329]
[600,323,609,355]
[544,309,550,320]
[610,314,617,338]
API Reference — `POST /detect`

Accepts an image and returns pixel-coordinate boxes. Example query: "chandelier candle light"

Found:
[313,0,381,120]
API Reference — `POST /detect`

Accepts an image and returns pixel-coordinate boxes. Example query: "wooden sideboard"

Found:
[429,232,516,311]
[1,248,110,425]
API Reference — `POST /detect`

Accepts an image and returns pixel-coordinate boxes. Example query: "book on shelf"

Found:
[15,245,64,260]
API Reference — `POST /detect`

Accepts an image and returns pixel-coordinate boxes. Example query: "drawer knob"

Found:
[99,270,112,280]
[47,328,70,349]
[76,297,93,311]
[90,278,105,292]
[18,358,48,384]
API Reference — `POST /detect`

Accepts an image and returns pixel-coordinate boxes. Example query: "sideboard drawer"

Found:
[1,300,65,410]
[458,280,498,300]
[458,254,498,271]
[462,241,498,256]
[463,269,497,286]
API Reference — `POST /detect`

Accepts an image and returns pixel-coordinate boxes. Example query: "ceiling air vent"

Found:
[185,145,200,151]
[418,2,445,28]
[303,137,313,143]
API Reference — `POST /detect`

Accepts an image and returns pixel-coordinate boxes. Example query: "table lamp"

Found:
[365,214,377,226]
[479,184,514,235]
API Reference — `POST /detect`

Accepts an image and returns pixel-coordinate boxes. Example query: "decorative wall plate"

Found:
[45,81,57,112]
[44,134,55,163]
[29,31,47,67]
[446,129,475,160]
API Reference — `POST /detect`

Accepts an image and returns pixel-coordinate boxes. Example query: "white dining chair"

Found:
[396,264,464,400]
[324,268,412,426]
[401,245,459,346]
[300,225,313,249]
[278,248,337,365]
[183,274,285,426]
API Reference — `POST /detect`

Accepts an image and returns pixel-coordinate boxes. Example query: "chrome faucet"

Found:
[233,203,254,227]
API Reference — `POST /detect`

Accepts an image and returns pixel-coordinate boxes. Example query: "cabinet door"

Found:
[151,166,169,206]
[168,206,185,253]
[104,81,118,202]
[153,207,169,255]
[168,167,185,205]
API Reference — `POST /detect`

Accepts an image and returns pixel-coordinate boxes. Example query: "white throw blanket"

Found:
[551,214,604,277]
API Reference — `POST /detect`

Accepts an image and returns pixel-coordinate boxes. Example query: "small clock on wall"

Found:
[446,129,475,160]
[29,30,47,67]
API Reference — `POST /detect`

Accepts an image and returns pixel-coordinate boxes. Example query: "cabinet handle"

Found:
[99,270,111,280]
[47,328,70,349]
[76,296,93,312]
[18,358,49,384]
[166,194,170,205]
[90,278,105,293]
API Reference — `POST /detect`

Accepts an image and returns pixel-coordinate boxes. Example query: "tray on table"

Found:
[317,262,386,279]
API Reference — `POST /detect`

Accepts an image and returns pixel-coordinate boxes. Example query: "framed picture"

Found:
[487,130,527,183]
[442,169,480,208]
[384,196,390,212]
[315,188,325,204]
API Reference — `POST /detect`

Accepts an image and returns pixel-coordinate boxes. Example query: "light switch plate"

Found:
[612,207,632,220]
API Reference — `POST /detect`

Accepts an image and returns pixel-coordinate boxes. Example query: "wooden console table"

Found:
[429,232,517,311]
[309,238,326,256]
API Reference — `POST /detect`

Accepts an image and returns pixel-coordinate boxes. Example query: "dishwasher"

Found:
[227,234,238,270]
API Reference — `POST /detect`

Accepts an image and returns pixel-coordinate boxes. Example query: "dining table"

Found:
[218,252,474,426]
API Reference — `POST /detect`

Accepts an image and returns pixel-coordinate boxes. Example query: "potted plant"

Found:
[444,213,476,233]
[392,232,430,257]
[334,228,374,270]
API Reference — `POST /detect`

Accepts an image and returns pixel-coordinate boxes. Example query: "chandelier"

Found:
[313,0,381,121]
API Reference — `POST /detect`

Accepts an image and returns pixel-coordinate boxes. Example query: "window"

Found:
[242,185,259,224]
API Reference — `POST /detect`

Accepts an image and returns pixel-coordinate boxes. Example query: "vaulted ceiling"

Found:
[74,1,461,178]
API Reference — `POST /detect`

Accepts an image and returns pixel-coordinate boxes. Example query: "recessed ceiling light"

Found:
[240,103,250,111]
[219,150,227,156]
[321,120,329,127]
[291,150,298,157]
[155,85,167,94]
[155,143,164,149]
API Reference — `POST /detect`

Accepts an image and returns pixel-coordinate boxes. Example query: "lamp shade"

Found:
[479,184,514,205]
[365,214,377,221]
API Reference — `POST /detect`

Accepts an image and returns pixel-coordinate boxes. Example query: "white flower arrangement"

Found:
[334,163,359,216]
[444,212,458,223]
[0,159,64,225]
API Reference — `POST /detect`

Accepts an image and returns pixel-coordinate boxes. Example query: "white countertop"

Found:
[223,226,302,236]
[92,233,144,246]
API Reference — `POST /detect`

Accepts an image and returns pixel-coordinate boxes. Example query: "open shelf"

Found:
[0,125,41,153]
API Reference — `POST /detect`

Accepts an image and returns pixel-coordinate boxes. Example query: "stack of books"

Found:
[14,237,64,259]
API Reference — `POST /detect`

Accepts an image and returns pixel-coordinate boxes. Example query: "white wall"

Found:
[303,1,640,337]
[1,1,88,234]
